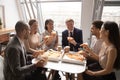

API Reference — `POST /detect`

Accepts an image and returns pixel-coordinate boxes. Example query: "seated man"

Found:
[0,44,4,56]
[0,49,4,80]
[3,21,47,80]
[62,18,83,80]
[80,20,103,65]
[0,44,1,53]
[62,18,83,52]
[77,20,103,80]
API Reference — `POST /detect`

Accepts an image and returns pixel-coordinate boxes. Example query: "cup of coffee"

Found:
[64,46,70,53]
[57,46,62,52]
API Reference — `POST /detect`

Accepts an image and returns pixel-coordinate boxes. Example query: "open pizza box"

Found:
[61,51,86,65]
[43,49,63,62]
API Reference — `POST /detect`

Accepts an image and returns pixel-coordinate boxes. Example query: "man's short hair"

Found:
[65,18,74,23]
[15,21,28,34]
[92,20,103,29]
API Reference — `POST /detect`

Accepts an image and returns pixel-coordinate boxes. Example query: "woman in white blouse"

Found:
[24,19,44,54]
[24,19,47,80]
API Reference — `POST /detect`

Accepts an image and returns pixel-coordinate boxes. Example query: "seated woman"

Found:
[79,21,120,80]
[24,19,44,54]
[24,19,47,80]
[42,19,58,51]
[42,19,61,80]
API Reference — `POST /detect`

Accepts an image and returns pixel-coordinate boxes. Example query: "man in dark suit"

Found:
[4,21,47,80]
[62,18,83,52]
[62,19,83,80]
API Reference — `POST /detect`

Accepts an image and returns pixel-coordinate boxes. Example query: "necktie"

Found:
[70,32,73,37]
[69,32,74,51]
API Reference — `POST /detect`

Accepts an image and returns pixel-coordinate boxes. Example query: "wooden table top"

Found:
[0,28,15,35]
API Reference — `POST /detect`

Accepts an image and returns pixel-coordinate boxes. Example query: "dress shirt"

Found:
[17,36,26,64]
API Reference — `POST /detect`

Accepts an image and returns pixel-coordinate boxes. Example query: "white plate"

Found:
[32,58,40,64]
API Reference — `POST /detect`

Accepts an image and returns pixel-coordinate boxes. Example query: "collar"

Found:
[68,28,74,33]
[16,36,25,47]
[68,28,74,37]
[45,30,54,35]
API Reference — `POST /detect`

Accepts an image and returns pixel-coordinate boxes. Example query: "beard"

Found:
[34,31,37,34]
[24,33,29,40]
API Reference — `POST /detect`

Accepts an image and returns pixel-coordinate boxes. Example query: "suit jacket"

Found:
[62,28,83,51]
[0,43,2,54]
[4,36,36,80]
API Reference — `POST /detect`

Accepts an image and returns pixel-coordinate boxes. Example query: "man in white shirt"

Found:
[81,20,103,65]
[77,20,104,80]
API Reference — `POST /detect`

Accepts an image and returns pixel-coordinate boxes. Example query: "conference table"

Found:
[44,60,86,74]
[32,51,87,80]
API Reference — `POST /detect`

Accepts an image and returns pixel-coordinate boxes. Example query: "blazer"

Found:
[4,36,36,80]
[62,28,83,51]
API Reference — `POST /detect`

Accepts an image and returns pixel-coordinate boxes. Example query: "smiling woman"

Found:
[0,5,5,29]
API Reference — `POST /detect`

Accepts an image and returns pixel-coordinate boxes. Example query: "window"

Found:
[102,1,120,25]
[102,6,120,24]
[40,2,82,34]
[20,1,82,35]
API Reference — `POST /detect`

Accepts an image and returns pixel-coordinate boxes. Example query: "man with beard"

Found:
[4,21,47,80]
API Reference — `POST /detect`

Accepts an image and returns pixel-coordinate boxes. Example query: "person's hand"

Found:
[67,37,77,46]
[33,52,39,58]
[43,36,50,43]
[67,37,73,42]
[51,31,56,37]
[33,50,44,58]
[44,36,53,45]
[41,55,48,61]
[77,50,89,58]
[85,70,95,76]
[35,56,48,67]
[80,43,91,53]
[48,36,54,42]
[70,39,77,46]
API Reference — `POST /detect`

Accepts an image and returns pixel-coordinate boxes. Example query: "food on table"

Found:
[66,53,85,61]
[44,49,61,58]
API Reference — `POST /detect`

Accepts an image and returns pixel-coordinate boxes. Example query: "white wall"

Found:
[0,0,20,28]
[81,0,94,43]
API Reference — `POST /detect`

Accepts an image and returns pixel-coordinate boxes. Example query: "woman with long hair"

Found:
[81,21,120,80]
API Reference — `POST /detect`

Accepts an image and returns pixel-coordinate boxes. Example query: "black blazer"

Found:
[62,28,83,51]
[4,36,36,80]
